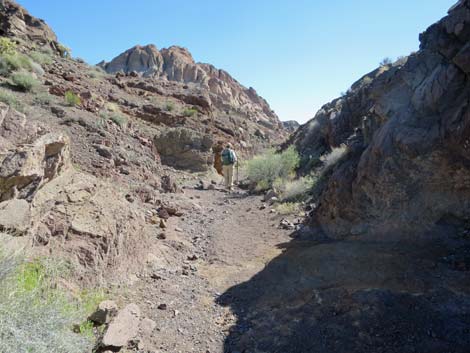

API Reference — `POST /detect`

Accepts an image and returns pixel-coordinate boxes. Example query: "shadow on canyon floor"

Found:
[217,226,470,353]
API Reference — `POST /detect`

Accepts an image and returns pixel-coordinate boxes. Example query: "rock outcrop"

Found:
[290,0,470,238]
[0,0,58,47]
[99,44,282,136]
[154,128,213,172]
[282,120,300,132]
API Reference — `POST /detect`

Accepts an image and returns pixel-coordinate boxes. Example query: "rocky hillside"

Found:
[289,0,470,239]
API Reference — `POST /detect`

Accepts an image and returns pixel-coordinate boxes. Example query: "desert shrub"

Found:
[29,50,53,66]
[0,88,23,111]
[88,66,107,79]
[57,43,71,58]
[29,60,45,76]
[109,112,127,127]
[246,146,300,190]
[274,175,317,202]
[39,46,54,56]
[64,91,81,106]
[0,254,94,353]
[33,91,53,105]
[276,202,302,215]
[183,108,197,117]
[0,37,17,56]
[380,57,392,66]
[105,102,120,112]
[165,102,175,112]
[10,71,39,91]
[320,144,348,170]
[0,53,32,75]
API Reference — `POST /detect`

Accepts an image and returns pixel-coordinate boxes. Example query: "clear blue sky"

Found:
[18,0,455,123]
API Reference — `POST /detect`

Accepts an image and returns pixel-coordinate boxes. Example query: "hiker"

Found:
[221,143,237,190]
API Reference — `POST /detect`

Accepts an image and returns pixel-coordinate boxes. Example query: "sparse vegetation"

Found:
[0,53,33,76]
[9,71,39,91]
[109,112,127,127]
[275,202,302,215]
[380,57,393,66]
[246,146,300,191]
[0,88,23,111]
[88,66,107,79]
[0,37,17,55]
[273,175,317,202]
[0,252,94,353]
[99,110,128,128]
[105,102,120,112]
[165,102,175,112]
[29,50,53,66]
[33,90,53,105]
[57,43,71,58]
[183,108,198,117]
[64,91,81,106]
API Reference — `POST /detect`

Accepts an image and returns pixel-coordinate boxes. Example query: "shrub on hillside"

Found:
[276,202,302,215]
[0,37,17,56]
[10,71,39,91]
[274,175,317,202]
[246,146,300,191]
[165,102,175,112]
[29,50,53,66]
[183,108,197,117]
[0,253,94,353]
[64,91,81,106]
[0,88,23,111]
[0,53,32,76]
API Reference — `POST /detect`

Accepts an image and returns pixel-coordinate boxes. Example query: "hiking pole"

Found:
[236,157,240,185]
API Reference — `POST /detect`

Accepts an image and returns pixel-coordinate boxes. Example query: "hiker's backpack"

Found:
[221,149,235,165]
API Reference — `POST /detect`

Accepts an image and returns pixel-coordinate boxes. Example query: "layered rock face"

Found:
[290,0,470,238]
[99,44,281,133]
[0,0,58,46]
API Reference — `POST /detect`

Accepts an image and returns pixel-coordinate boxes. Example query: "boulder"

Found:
[102,303,141,348]
[89,300,118,325]
[0,199,31,235]
[154,128,214,172]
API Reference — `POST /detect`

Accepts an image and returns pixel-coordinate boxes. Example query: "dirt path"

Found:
[126,185,292,353]
[123,183,470,353]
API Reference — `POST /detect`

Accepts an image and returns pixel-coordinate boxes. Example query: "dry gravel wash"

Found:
[125,186,292,353]
[125,185,470,353]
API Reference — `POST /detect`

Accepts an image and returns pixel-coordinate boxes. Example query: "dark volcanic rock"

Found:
[289,0,470,238]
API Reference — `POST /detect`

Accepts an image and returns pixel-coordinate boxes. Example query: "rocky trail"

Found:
[123,184,293,353]
[113,181,470,353]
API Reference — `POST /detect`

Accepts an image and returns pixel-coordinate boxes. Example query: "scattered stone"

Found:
[157,303,167,310]
[259,204,267,210]
[139,318,157,335]
[159,219,167,229]
[157,232,166,240]
[89,300,118,325]
[95,145,113,159]
[280,219,296,230]
[187,254,198,261]
[161,175,181,193]
[125,194,134,203]
[51,106,66,118]
[158,207,170,220]
[264,189,278,202]
[102,304,141,348]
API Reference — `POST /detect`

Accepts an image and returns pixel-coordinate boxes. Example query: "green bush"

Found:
[0,89,22,111]
[109,112,127,127]
[64,91,81,106]
[57,43,71,58]
[246,146,300,190]
[276,202,302,215]
[33,91,53,105]
[0,253,94,353]
[88,66,107,79]
[0,37,17,56]
[29,51,53,66]
[165,102,175,112]
[10,71,39,91]
[183,108,197,117]
[0,53,32,75]
[274,175,317,202]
